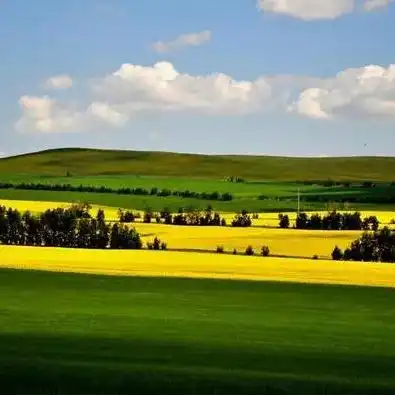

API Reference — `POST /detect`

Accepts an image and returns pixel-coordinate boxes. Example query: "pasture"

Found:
[1,269,395,394]
[2,147,395,181]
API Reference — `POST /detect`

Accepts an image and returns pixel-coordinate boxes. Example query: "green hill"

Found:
[0,148,394,181]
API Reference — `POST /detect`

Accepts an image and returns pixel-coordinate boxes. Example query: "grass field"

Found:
[1,148,395,394]
[1,268,395,394]
[1,147,395,181]
[2,187,395,213]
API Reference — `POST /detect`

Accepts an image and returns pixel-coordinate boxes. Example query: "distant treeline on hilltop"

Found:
[0,182,233,202]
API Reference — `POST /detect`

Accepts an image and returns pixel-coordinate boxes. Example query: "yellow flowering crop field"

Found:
[1,199,394,259]
[2,245,395,288]
[135,223,358,259]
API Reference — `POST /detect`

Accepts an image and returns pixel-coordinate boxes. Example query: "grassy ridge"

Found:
[1,269,395,394]
[1,147,395,180]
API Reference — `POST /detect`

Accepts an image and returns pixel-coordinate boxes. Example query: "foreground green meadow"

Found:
[1,269,395,395]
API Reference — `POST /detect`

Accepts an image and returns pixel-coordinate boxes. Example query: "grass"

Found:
[1,268,395,394]
[1,147,395,181]
[0,174,308,198]
[2,187,395,213]
[3,245,395,287]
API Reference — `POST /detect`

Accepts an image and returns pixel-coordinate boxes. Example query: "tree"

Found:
[295,212,309,229]
[245,245,254,256]
[261,246,270,257]
[331,246,343,261]
[278,214,290,229]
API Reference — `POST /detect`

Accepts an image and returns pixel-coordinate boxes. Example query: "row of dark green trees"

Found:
[0,182,233,202]
[279,211,380,231]
[0,205,143,249]
[119,208,253,227]
[332,227,395,263]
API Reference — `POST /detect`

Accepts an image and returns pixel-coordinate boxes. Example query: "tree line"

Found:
[0,205,144,249]
[278,211,380,231]
[119,208,253,227]
[332,227,395,263]
[0,182,233,202]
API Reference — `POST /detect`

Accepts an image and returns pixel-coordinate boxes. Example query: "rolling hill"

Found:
[0,148,394,181]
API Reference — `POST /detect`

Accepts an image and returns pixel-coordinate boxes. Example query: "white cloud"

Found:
[290,64,395,119]
[16,61,395,133]
[257,0,393,20]
[257,0,355,20]
[152,30,211,53]
[44,74,73,90]
[363,0,394,11]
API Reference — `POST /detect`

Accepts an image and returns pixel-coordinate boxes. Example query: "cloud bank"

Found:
[16,61,395,133]
[257,0,393,20]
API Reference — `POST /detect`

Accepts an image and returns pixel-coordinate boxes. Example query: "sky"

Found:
[1,0,395,157]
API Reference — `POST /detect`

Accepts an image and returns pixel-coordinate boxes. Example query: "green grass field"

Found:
[1,147,395,181]
[1,268,395,394]
[2,187,394,213]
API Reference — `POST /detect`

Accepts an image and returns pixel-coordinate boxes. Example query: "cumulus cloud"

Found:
[16,61,395,133]
[289,64,395,119]
[16,61,277,133]
[363,0,394,11]
[257,0,393,19]
[44,74,73,90]
[257,0,355,20]
[152,30,211,53]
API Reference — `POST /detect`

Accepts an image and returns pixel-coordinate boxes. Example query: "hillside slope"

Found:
[0,148,394,181]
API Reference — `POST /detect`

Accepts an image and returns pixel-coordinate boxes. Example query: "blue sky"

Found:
[1,0,395,157]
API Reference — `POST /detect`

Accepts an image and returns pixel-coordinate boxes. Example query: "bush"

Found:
[160,242,168,250]
[332,246,343,261]
[232,213,252,228]
[312,254,318,260]
[216,245,224,254]
[143,210,153,224]
[245,245,254,256]
[118,210,135,223]
[261,246,270,257]
[278,214,290,229]
[232,248,237,255]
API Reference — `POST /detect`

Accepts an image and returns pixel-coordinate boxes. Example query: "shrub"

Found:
[160,242,168,250]
[312,254,318,260]
[143,210,153,224]
[232,213,252,228]
[152,237,161,250]
[118,210,135,223]
[245,245,254,256]
[261,246,270,257]
[278,214,290,229]
[232,248,237,255]
[216,245,224,254]
[332,246,343,261]
[221,218,227,227]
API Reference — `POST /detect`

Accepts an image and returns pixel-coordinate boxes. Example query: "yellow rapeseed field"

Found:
[2,199,393,258]
[136,223,358,259]
[1,245,395,288]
